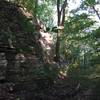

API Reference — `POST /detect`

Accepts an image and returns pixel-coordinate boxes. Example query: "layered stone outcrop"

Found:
[0,0,43,82]
[0,1,59,99]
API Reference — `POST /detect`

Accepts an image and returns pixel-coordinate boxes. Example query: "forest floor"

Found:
[0,74,100,100]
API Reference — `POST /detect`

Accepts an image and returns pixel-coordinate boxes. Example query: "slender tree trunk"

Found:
[55,0,61,62]
[55,0,67,62]
[34,0,38,25]
[57,0,61,26]
[61,8,65,25]
[55,31,60,62]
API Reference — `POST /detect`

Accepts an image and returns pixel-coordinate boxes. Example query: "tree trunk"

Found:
[55,0,67,62]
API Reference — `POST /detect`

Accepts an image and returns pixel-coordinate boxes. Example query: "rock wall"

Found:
[0,0,43,83]
[0,53,7,80]
[0,2,57,98]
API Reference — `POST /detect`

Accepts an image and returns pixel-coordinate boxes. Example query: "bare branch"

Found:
[92,6,100,20]
[61,0,67,13]
[57,0,61,25]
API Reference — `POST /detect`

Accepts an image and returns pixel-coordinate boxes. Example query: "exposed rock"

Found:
[0,53,7,80]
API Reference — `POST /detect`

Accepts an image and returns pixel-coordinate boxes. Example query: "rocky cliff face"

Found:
[0,0,55,85]
[0,1,46,99]
[0,1,60,99]
[0,0,43,82]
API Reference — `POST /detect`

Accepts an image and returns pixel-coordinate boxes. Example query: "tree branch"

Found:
[61,8,65,25]
[57,0,61,25]
[92,6,100,20]
[61,0,67,13]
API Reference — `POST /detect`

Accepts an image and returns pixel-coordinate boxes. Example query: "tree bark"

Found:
[61,8,65,25]
[57,0,61,26]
